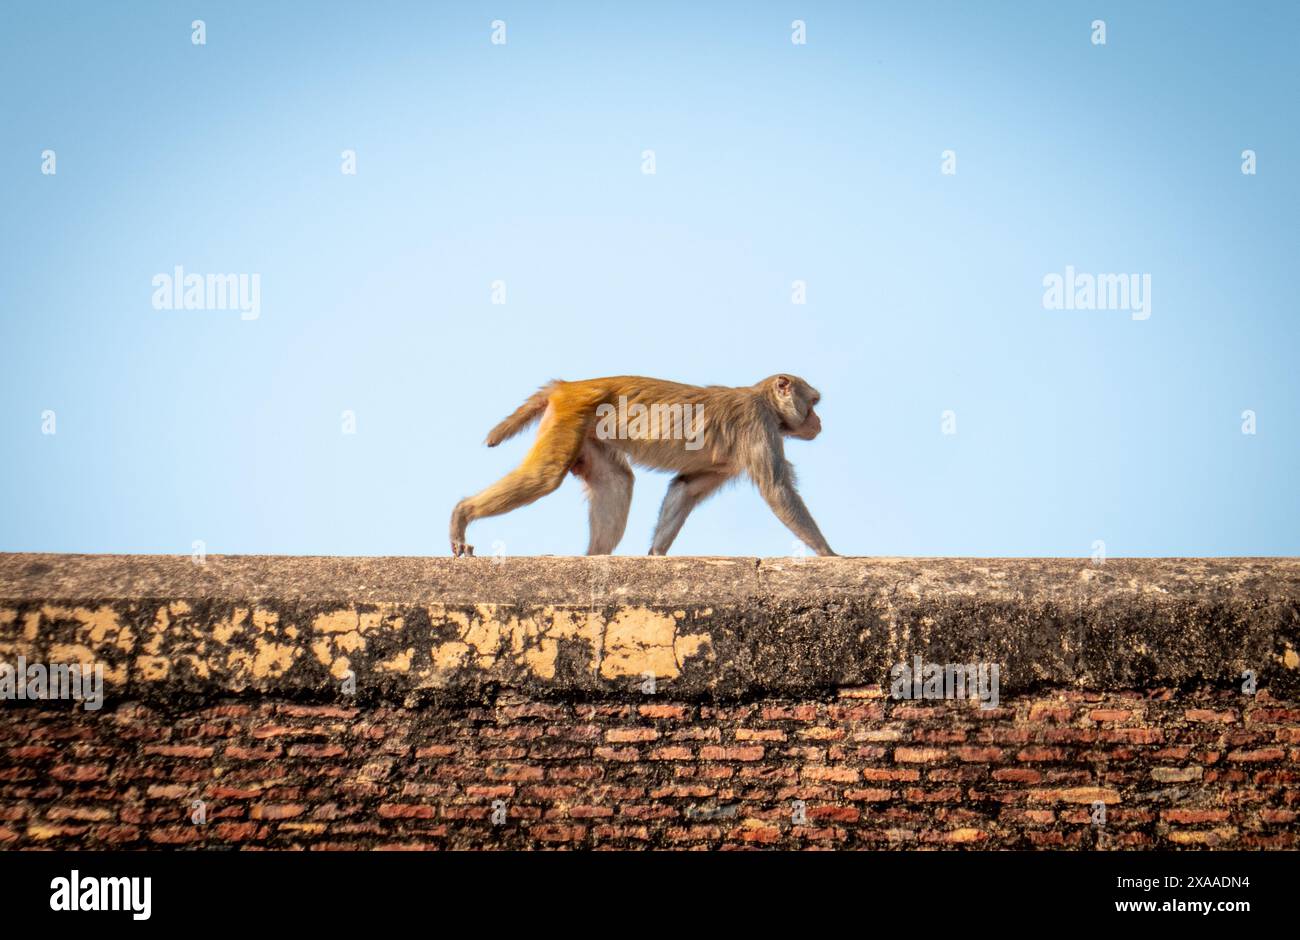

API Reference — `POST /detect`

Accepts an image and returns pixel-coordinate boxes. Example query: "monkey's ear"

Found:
[776,375,791,395]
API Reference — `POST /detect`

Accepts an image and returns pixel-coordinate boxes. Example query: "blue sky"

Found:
[1,1,1296,557]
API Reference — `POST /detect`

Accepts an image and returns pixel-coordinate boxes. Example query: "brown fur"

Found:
[450,375,835,557]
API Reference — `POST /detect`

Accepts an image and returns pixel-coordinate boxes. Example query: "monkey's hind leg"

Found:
[449,403,589,556]
[571,441,634,555]
[648,471,729,555]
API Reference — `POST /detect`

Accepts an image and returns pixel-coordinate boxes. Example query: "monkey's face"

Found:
[770,374,822,440]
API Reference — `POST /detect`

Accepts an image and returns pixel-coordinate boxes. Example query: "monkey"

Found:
[449,374,836,558]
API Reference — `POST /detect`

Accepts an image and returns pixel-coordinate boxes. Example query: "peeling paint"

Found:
[1,556,1296,703]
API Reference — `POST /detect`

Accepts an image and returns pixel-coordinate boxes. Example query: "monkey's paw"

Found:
[451,541,475,557]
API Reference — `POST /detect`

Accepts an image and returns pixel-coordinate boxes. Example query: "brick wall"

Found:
[3,687,1296,850]
[3,554,1297,850]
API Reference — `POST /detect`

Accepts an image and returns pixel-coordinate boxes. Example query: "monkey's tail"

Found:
[484,381,562,447]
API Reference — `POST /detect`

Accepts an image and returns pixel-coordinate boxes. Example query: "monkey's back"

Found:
[553,376,755,473]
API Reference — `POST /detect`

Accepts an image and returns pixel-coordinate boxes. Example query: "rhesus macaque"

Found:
[449,375,836,557]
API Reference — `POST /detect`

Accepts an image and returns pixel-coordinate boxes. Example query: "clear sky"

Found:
[2,1,1296,558]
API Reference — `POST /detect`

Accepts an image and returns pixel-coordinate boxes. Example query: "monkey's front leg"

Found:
[757,477,837,557]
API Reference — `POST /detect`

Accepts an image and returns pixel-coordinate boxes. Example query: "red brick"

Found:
[992,768,1043,784]
[250,725,300,739]
[736,825,782,843]
[499,704,569,721]
[547,765,604,781]
[905,787,961,803]
[808,806,860,823]
[797,726,845,741]
[1162,809,1230,824]
[209,785,263,800]
[213,822,267,841]
[49,764,107,782]
[250,804,305,820]
[467,785,518,800]
[734,729,786,742]
[288,744,347,758]
[148,826,202,844]
[638,705,689,720]
[143,745,215,758]
[1185,709,1237,722]
[1088,709,1135,722]
[531,824,587,842]
[699,746,764,762]
[1227,747,1285,762]
[955,747,1003,762]
[1017,746,1068,761]
[485,764,545,782]
[800,765,859,782]
[276,705,358,719]
[605,728,659,743]
[927,827,988,844]
[619,804,679,820]
[569,805,614,818]
[593,746,639,762]
[895,747,949,763]
[861,768,919,782]
[1027,703,1073,722]
[90,825,141,843]
[378,803,435,819]
[760,705,817,721]
[1246,708,1300,723]
[592,825,650,841]
[1100,728,1162,744]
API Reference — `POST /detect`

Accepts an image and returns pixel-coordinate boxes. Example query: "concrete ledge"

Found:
[2,554,1298,703]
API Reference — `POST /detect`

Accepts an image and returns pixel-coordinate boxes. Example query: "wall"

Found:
[1,554,1297,849]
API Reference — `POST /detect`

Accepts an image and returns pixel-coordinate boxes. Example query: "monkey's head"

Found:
[763,374,822,440]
